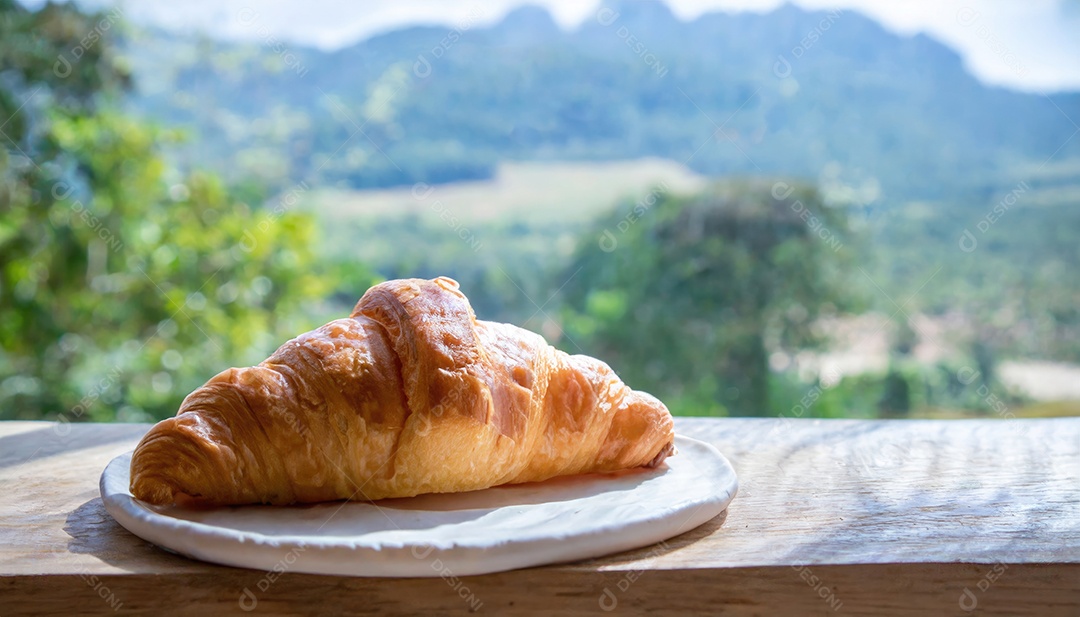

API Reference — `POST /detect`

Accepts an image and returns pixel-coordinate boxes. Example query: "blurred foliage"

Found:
[0,1,346,422]
[558,181,861,416]
[860,184,1080,364]
[0,1,1075,424]
[769,358,1028,421]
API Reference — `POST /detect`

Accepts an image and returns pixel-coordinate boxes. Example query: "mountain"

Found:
[123,1,1080,201]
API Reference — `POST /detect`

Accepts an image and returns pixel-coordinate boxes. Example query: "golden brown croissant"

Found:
[130,276,674,505]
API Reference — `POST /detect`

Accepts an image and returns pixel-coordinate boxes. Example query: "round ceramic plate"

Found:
[100,435,737,577]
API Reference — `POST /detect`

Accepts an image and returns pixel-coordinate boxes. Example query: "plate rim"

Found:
[100,434,738,577]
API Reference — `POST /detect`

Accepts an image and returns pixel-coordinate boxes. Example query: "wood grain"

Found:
[1,417,1078,615]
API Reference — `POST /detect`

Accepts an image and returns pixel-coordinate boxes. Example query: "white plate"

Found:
[100,435,737,577]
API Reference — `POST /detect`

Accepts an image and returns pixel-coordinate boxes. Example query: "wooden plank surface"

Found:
[1,417,1078,615]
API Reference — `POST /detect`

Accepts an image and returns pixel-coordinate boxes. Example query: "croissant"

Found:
[129,276,675,505]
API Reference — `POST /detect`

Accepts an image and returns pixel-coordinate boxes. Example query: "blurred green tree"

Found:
[560,180,860,416]
[0,1,338,421]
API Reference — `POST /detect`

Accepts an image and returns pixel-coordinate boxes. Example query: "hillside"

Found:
[123,1,1080,202]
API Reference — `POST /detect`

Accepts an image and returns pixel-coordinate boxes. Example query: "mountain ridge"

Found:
[124,1,1080,199]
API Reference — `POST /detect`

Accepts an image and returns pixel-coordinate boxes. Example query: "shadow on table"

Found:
[64,497,216,571]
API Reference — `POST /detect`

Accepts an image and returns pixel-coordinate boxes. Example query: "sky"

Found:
[65,0,1080,93]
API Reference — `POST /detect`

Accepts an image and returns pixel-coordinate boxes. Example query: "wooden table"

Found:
[1,418,1078,616]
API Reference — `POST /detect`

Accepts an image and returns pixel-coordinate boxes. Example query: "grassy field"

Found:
[309,158,708,225]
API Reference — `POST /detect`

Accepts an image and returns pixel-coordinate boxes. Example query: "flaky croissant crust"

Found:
[130,276,674,505]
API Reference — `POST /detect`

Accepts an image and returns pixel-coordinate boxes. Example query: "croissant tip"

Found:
[130,477,177,505]
[646,440,676,468]
[129,414,226,506]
